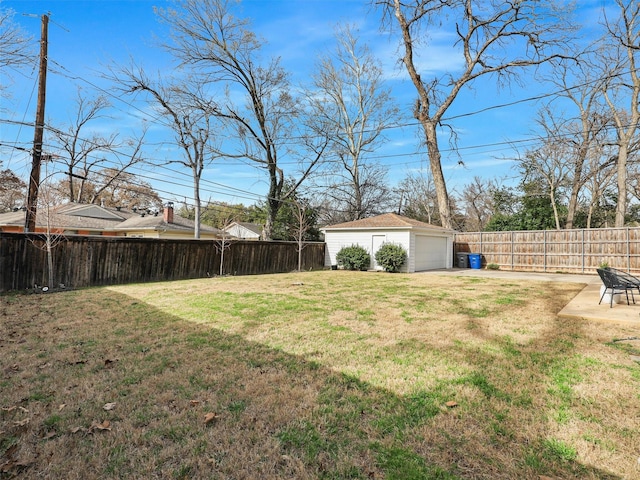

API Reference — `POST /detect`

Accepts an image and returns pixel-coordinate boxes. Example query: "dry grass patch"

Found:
[1,270,639,479]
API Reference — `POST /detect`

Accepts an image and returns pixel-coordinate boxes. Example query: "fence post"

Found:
[543,230,547,272]
[627,228,631,272]
[511,231,514,271]
[581,229,584,273]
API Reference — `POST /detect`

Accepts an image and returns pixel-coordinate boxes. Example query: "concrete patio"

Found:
[430,268,640,325]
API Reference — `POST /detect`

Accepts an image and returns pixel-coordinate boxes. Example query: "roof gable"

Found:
[225,222,262,236]
[322,213,454,232]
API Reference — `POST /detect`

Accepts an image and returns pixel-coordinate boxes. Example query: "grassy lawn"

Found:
[1,270,639,479]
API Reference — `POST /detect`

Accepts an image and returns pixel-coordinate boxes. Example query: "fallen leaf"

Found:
[1,406,16,413]
[445,401,458,408]
[13,418,29,427]
[103,402,116,411]
[43,431,57,440]
[96,420,111,430]
[18,407,29,413]
[58,404,66,411]
[89,420,111,432]
[204,412,218,424]
[190,400,200,407]
[70,426,84,434]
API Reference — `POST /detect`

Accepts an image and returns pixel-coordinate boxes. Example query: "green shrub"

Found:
[486,263,500,270]
[336,245,371,271]
[374,243,407,273]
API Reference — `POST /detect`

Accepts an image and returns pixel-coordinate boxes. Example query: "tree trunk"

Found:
[615,143,628,227]
[550,189,561,230]
[193,172,201,239]
[565,146,587,229]
[263,195,282,241]
[423,121,452,229]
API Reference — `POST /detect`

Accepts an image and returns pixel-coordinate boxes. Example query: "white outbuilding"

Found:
[321,213,455,273]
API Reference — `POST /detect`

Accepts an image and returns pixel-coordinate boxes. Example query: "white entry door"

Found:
[371,235,386,270]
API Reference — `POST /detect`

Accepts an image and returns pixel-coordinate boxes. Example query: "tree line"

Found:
[1,0,638,236]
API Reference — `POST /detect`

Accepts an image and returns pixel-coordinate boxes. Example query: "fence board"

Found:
[0,233,325,292]
[455,227,640,274]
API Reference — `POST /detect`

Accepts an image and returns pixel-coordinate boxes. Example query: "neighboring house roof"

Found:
[115,211,221,234]
[0,204,222,236]
[234,222,263,236]
[0,210,28,228]
[0,204,134,232]
[224,222,262,238]
[322,213,455,233]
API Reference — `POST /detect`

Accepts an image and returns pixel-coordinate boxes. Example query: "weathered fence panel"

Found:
[455,227,640,274]
[0,233,325,292]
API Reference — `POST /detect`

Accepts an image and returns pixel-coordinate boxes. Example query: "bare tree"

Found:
[52,167,162,209]
[540,60,612,229]
[600,0,640,227]
[377,0,575,229]
[50,91,120,202]
[583,143,617,228]
[317,162,394,225]
[0,161,26,212]
[517,139,572,230]
[114,66,216,238]
[309,24,399,221]
[459,176,499,232]
[0,6,33,91]
[290,198,313,272]
[87,129,150,205]
[154,0,327,239]
[215,215,235,276]
[398,170,439,224]
[29,167,67,290]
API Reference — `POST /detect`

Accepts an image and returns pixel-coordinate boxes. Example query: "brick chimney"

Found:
[163,202,174,224]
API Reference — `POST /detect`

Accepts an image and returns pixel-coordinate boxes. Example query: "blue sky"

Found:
[0,0,610,208]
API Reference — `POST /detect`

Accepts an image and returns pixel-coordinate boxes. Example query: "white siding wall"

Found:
[324,229,411,271]
[227,224,260,240]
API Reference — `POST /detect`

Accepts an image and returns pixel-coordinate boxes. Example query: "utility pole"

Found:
[24,14,49,233]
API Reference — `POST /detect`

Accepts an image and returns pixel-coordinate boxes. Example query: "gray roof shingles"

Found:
[0,204,221,235]
[323,213,455,232]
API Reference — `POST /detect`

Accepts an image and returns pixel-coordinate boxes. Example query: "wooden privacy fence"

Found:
[455,227,640,274]
[0,233,326,292]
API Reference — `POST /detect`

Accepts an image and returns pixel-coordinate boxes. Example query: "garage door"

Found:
[414,235,448,271]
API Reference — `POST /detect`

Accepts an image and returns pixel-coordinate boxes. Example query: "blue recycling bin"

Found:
[468,253,482,269]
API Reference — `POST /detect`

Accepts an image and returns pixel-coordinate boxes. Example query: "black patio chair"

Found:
[597,268,636,308]
[605,267,640,295]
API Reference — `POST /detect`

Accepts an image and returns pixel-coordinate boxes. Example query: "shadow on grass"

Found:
[0,286,623,480]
